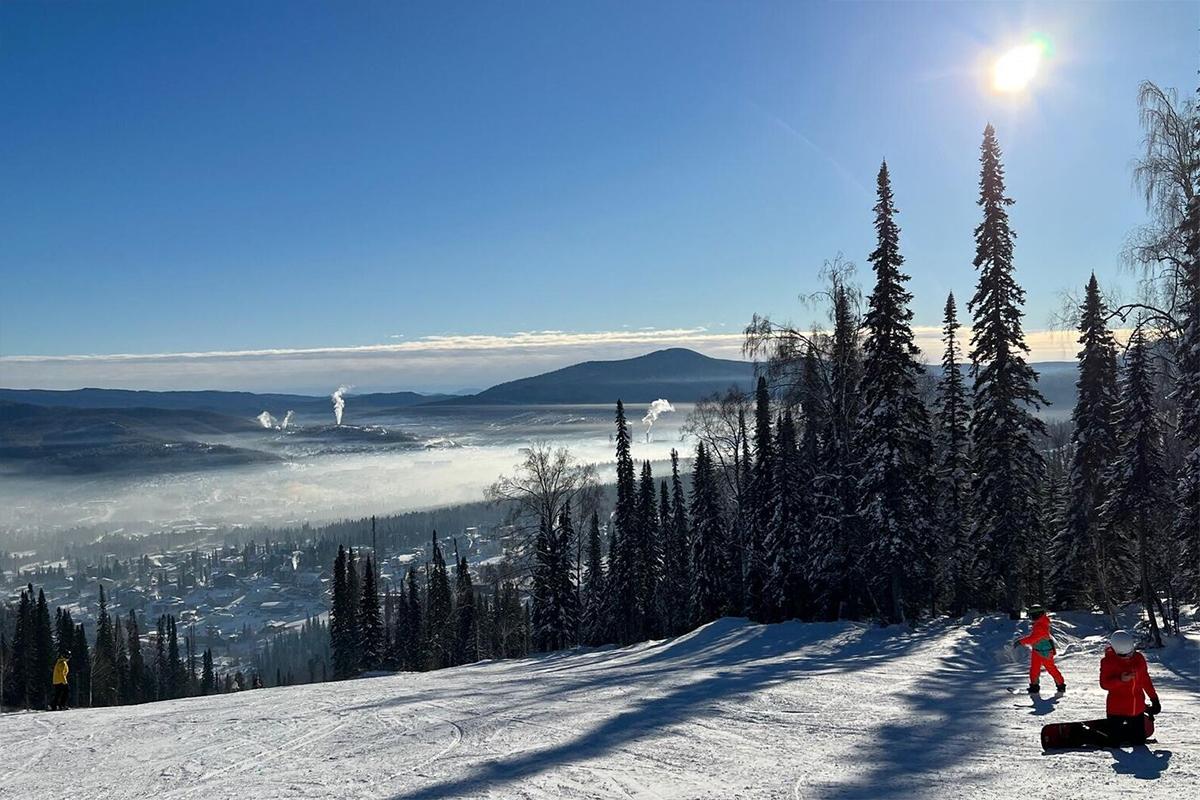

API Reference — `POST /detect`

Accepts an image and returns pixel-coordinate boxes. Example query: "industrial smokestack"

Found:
[331,386,349,426]
[642,399,675,442]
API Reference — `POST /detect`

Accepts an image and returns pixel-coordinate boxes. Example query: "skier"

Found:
[1013,604,1066,694]
[51,651,70,711]
[1098,629,1161,745]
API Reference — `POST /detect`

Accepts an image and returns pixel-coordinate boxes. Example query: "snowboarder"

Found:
[1013,604,1065,694]
[1098,629,1161,745]
[51,652,70,711]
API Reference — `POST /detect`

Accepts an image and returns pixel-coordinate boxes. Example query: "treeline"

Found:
[328,540,529,678]
[1,583,240,711]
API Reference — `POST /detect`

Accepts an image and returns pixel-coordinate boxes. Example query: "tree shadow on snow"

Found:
[1110,745,1172,779]
[382,619,949,800]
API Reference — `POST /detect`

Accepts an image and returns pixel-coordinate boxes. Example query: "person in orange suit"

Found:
[1013,604,1065,694]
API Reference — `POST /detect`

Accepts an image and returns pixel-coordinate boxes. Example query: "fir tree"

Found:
[425,533,454,669]
[745,377,774,621]
[768,410,810,621]
[1101,329,1170,645]
[201,648,215,694]
[71,623,90,708]
[154,615,169,700]
[856,161,932,623]
[358,556,384,672]
[346,548,361,658]
[607,400,639,643]
[32,589,53,709]
[1054,274,1119,612]
[330,545,357,679]
[635,460,661,639]
[691,442,727,625]
[1175,189,1200,599]
[126,611,144,704]
[454,555,479,665]
[6,588,31,709]
[92,584,117,706]
[580,510,608,646]
[934,293,972,613]
[968,124,1047,616]
[810,277,864,619]
[404,568,424,670]
[663,450,692,634]
[167,615,183,699]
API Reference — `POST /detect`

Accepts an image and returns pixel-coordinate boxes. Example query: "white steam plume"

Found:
[280,410,294,430]
[642,399,675,442]
[256,411,276,429]
[332,386,350,426]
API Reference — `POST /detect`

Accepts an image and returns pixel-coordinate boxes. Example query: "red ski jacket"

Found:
[1018,614,1056,657]
[1099,647,1158,717]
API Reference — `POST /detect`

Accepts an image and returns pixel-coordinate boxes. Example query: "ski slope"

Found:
[1,612,1195,799]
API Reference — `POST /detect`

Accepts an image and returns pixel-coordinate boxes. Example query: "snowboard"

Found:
[1041,715,1154,750]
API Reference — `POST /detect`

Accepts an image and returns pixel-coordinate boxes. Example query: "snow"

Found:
[1,613,1196,799]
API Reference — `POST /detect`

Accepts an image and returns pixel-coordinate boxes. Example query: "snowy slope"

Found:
[1,613,1195,799]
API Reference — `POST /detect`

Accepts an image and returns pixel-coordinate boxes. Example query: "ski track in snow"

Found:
[1,613,1196,799]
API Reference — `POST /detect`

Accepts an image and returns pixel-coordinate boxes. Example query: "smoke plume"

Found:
[642,399,675,442]
[332,386,350,426]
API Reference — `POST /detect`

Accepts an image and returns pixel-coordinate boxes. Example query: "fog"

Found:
[0,404,692,538]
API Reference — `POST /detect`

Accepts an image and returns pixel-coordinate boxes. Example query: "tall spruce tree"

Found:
[967,124,1046,616]
[856,161,932,623]
[71,623,90,708]
[635,460,661,639]
[126,611,144,704]
[1101,329,1169,645]
[745,377,774,622]
[768,410,809,621]
[607,401,639,644]
[31,589,53,710]
[454,554,479,665]
[580,510,608,645]
[358,556,384,672]
[1175,189,1200,598]
[691,442,727,625]
[425,533,454,669]
[1054,274,1119,612]
[330,545,357,679]
[7,588,32,709]
[810,278,864,619]
[201,648,215,694]
[664,450,692,634]
[404,568,424,670]
[92,584,117,705]
[934,293,972,614]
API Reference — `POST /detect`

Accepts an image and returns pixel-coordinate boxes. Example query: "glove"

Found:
[1148,697,1161,716]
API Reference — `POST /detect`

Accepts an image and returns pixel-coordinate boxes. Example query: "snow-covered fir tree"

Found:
[933,293,972,613]
[967,124,1047,616]
[855,161,932,623]
[1054,274,1119,611]
[690,442,727,626]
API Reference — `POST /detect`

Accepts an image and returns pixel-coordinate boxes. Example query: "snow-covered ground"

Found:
[1,612,1195,799]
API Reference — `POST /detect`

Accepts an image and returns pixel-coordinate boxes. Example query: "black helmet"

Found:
[1027,604,1046,618]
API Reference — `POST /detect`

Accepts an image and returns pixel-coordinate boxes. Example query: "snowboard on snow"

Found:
[1040,715,1154,750]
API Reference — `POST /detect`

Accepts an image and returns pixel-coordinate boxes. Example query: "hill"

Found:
[0,388,441,417]
[442,348,756,404]
[0,612,1192,798]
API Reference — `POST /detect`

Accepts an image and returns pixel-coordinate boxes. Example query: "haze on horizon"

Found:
[1,1,1195,393]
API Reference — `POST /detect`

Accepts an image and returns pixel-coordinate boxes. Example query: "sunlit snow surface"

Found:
[0,404,691,532]
[0,612,1194,799]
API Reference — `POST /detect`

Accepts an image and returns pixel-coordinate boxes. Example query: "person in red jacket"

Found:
[1099,629,1161,745]
[1013,604,1066,694]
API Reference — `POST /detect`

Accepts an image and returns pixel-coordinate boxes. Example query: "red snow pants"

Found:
[1030,652,1064,686]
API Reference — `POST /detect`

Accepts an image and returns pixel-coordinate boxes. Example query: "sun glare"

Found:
[992,43,1043,93]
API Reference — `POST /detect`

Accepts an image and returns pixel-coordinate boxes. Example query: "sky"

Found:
[0,1,1196,393]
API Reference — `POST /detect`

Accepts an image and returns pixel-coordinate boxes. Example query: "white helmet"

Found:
[1109,630,1135,656]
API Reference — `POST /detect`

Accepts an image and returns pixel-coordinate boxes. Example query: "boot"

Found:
[1056,683,1067,694]
[1027,682,1040,694]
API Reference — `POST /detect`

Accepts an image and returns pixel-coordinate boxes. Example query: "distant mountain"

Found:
[441,348,757,405]
[0,387,444,417]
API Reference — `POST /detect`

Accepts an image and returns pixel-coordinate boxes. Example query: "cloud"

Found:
[0,325,1121,394]
[0,328,749,393]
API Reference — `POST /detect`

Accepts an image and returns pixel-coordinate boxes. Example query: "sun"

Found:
[992,43,1043,93]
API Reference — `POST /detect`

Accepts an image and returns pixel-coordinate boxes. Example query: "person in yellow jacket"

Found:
[52,653,70,711]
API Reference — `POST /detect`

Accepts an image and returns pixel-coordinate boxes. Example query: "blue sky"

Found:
[1,1,1196,392]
